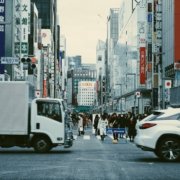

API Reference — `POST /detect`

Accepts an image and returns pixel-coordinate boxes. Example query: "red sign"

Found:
[165,80,172,89]
[140,47,146,84]
[174,1,180,63]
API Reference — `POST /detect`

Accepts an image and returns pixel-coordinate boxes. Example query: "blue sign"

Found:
[106,128,126,134]
[0,0,5,74]
[148,13,152,23]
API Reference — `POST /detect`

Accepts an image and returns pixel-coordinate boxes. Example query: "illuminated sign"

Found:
[140,47,146,84]
[80,82,94,87]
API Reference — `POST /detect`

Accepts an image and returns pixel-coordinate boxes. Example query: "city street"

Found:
[0,1,180,179]
[0,128,179,180]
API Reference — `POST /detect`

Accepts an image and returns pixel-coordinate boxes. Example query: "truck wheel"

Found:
[157,137,180,162]
[33,137,52,153]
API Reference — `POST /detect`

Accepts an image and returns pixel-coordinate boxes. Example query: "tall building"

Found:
[68,56,82,69]
[106,8,119,108]
[96,40,106,112]
[67,63,96,106]
[162,0,180,107]
[105,0,151,114]
[77,81,96,106]
[31,0,59,98]
[31,0,54,29]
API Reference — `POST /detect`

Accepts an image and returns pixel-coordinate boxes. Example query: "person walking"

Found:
[127,112,136,142]
[93,114,100,136]
[78,114,84,136]
[110,113,119,141]
[118,114,126,138]
[98,114,108,141]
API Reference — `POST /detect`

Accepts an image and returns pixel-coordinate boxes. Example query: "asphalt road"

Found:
[0,128,180,180]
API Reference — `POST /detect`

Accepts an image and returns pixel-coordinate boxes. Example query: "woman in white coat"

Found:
[98,114,108,141]
[78,114,84,136]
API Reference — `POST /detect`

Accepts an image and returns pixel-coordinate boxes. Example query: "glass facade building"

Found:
[31,0,52,29]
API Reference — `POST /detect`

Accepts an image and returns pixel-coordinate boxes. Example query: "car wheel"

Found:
[33,137,52,153]
[157,137,180,162]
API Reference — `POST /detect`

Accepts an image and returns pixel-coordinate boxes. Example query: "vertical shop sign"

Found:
[14,0,30,57]
[0,0,5,74]
[20,0,30,56]
[140,47,146,84]
[14,0,21,55]
[147,1,153,71]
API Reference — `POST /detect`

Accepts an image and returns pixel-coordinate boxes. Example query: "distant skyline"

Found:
[57,0,121,64]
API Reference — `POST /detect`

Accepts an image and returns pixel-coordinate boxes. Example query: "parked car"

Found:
[135,107,180,162]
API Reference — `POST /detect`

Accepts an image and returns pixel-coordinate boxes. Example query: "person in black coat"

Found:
[127,112,137,142]
[110,113,119,140]
[93,114,100,136]
[118,114,126,138]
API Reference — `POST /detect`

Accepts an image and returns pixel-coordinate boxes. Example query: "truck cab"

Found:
[30,98,73,152]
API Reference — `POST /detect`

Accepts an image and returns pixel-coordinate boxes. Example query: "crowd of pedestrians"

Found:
[70,111,149,142]
[92,112,149,142]
[70,113,92,136]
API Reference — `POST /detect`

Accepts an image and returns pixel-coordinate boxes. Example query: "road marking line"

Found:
[83,135,90,140]
[73,135,77,140]
[108,135,113,139]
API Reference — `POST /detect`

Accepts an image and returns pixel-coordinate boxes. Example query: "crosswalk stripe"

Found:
[73,135,78,140]
[73,134,129,143]
[83,135,90,140]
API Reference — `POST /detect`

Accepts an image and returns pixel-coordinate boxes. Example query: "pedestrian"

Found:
[127,112,136,142]
[98,114,108,141]
[93,114,100,136]
[78,114,84,136]
[118,114,126,138]
[110,113,119,141]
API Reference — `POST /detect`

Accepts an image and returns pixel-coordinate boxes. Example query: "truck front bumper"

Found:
[64,138,73,148]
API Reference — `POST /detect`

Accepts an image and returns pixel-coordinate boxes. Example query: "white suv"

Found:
[135,107,180,162]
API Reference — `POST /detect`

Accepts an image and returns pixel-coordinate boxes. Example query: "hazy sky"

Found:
[57,0,121,64]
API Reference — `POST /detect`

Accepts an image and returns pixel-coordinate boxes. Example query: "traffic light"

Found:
[21,57,31,63]
[21,57,36,74]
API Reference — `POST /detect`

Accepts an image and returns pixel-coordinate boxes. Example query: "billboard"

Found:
[14,0,30,57]
[140,47,146,84]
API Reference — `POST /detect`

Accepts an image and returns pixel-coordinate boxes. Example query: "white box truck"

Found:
[0,81,73,152]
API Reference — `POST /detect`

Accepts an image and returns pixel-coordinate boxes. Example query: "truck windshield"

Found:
[37,101,62,122]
